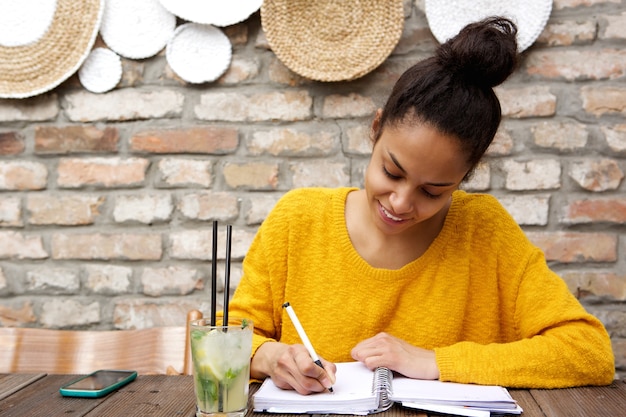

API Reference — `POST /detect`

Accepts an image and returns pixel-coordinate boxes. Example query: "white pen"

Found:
[282,302,334,393]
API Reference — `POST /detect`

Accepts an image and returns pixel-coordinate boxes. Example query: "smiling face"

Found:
[364,118,470,237]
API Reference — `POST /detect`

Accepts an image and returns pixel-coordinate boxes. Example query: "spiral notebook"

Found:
[252,362,522,416]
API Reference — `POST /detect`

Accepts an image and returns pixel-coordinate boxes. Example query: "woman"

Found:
[227,17,615,394]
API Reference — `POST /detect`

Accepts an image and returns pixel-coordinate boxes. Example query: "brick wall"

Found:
[0,0,624,377]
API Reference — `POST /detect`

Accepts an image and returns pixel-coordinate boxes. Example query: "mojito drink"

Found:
[190,318,253,417]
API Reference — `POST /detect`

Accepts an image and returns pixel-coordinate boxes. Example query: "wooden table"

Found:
[0,373,624,417]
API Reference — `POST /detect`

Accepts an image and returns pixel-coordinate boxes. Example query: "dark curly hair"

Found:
[374,17,519,177]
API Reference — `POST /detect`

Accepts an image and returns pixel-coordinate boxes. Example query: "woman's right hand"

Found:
[251,341,336,395]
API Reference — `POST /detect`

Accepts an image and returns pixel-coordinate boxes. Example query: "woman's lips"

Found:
[378,202,405,223]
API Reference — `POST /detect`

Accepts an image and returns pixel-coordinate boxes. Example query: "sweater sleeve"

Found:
[435,245,615,388]
[226,193,291,358]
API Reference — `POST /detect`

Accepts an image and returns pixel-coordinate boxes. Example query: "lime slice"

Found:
[199,358,225,380]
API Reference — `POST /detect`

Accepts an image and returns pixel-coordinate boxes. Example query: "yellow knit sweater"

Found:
[227,187,615,388]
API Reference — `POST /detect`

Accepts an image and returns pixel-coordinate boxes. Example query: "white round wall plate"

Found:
[166,23,232,84]
[425,0,552,51]
[78,47,123,93]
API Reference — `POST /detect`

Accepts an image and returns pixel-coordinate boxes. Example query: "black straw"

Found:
[210,220,218,326]
[223,224,232,327]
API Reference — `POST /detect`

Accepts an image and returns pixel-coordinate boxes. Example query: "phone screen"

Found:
[64,370,135,390]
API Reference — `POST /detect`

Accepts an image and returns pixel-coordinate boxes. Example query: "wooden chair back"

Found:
[0,309,203,375]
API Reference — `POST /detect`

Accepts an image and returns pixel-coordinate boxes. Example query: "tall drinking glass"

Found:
[190,317,253,417]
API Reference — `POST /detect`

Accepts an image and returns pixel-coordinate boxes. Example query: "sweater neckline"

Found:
[333,187,462,277]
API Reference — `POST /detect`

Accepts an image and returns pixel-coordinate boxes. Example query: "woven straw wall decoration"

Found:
[0,0,103,99]
[261,0,405,82]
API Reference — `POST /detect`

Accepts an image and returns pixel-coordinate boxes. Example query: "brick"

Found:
[344,124,372,156]
[163,64,186,85]
[52,233,162,260]
[40,299,101,328]
[223,162,279,190]
[525,49,626,80]
[592,308,626,337]
[0,131,25,155]
[119,60,144,87]
[351,159,368,188]
[499,194,550,226]
[393,19,436,54]
[496,86,557,118]
[113,299,208,329]
[461,163,490,191]
[613,338,626,373]
[113,194,173,224]
[248,126,339,156]
[561,197,626,224]
[603,12,626,39]
[169,229,211,260]
[0,95,58,122]
[290,161,350,188]
[268,58,311,86]
[141,266,203,296]
[223,23,249,46]
[130,127,238,154]
[0,161,47,190]
[581,85,626,117]
[485,128,514,156]
[26,194,104,225]
[321,93,377,119]
[195,91,312,122]
[217,57,260,84]
[156,158,213,188]
[368,57,416,88]
[0,231,47,259]
[0,302,36,326]
[178,191,239,221]
[84,265,133,295]
[169,229,255,260]
[64,89,184,122]
[221,262,244,290]
[0,196,22,227]
[35,125,119,153]
[245,194,281,225]
[568,159,623,191]
[255,28,270,49]
[602,124,626,152]
[57,157,149,188]
[562,270,626,301]
[531,121,588,150]
[526,231,617,263]
[25,268,80,294]
[503,159,561,190]
[536,20,597,46]
[554,0,620,9]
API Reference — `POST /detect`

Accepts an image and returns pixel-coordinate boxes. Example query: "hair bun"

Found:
[436,17,518,88]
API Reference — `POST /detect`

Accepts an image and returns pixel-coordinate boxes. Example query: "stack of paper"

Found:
[253,362,522,416]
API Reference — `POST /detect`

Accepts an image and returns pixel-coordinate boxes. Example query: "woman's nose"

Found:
[389,189,414,214]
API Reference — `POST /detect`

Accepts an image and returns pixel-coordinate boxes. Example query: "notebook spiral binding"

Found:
[372,367,394,413]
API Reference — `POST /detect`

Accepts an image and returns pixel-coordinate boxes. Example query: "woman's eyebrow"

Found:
[388,150,455,187]
[388,151,407,174]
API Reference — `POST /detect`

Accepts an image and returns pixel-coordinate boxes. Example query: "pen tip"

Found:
[282,302,290,308]
[328,387,334,393]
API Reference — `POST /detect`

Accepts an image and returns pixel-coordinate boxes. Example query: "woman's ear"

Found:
[370,109,383,143]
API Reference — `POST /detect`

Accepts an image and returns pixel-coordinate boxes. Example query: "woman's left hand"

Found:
[350,332,440,380]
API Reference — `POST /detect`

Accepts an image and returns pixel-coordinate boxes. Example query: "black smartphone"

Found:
[59,369,137,398]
